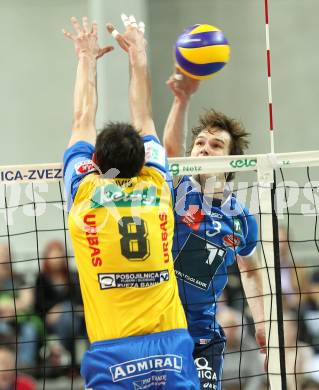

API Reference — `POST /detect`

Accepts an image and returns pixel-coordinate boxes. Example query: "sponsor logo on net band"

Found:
[169,163,202,177]
[230,159,257,169]
[170,159,258,175]
[230,158,290,169]
[0,168,62,182]
[109,355,182,382]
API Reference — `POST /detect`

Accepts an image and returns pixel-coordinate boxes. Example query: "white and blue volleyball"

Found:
[175,24,230,80]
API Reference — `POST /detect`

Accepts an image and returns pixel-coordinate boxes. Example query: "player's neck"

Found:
[195,174,226,200]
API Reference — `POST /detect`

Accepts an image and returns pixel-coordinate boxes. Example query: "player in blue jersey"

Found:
[62,15,199,389]
[163,72,267,390]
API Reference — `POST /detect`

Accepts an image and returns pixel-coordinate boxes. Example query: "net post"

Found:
[264,0,275,153]
[257,156,286,390]
[271,171,288,389]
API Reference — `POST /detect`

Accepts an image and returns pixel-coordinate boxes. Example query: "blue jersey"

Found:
[173,176,258,343]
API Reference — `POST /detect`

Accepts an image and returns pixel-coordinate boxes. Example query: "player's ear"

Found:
[92,153,97,164]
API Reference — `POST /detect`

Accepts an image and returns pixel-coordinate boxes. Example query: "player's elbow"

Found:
[237,255,258,277]
[73,109,92,131]
[163,139,179,157]
[134,118,157,137]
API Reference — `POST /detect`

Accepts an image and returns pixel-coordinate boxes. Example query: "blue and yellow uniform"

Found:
[63,136,199,389]
[173,176,258,390]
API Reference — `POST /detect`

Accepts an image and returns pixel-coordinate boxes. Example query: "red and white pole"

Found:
[264,0,275,153]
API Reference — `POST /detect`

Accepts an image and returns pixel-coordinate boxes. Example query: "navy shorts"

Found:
[193,331,226,390]
[81,329,200,389]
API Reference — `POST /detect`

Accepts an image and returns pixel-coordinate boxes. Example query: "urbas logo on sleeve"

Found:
[75,160,97,175]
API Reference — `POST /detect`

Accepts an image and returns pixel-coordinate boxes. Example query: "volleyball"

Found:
[175,24,230,80]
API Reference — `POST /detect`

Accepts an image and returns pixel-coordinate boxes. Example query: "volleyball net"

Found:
[0,151,319,390]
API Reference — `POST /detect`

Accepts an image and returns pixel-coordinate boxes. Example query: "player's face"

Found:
[190,129,231,158]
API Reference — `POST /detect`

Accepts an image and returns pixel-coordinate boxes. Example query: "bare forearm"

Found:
[238,254,267,353]
[238,256,264,325]
[129,50,156,137]
[241,268,264,325]
[69,55,97,146]
[163,98,189,157]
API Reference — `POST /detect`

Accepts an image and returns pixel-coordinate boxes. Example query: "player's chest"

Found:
[175,201,245,251]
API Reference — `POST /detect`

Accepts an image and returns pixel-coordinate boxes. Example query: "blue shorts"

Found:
[81,329,200,389]
[193,330,226,390]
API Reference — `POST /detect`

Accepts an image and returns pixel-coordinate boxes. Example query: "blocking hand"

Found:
[63,16,114,59]
[107,14,146,55]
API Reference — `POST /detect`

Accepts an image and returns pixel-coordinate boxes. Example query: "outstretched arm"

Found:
[163,71,200,157]
[63,17,113,148]
[107,15,156,138]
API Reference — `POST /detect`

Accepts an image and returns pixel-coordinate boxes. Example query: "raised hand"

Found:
[166,69,200,104]
[106,14,146,56]
[63,16,114,59]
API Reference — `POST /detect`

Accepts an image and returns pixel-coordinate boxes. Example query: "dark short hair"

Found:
[95,122,145,178]
[189,109,250,181]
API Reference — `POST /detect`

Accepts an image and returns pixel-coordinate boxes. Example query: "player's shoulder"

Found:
[228,196,258,254]
[63,140,98,188]
[139,166,166,187]
[143,135,166,168]
[225,194,257,231]
[63,140,95,163]
[172,176,202,210]
[71,172,99,206]
[142,135,175,188]
[226,193,252,216]
[173,175,200,190]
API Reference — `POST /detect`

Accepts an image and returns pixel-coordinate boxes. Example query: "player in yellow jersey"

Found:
[62,15,199,389]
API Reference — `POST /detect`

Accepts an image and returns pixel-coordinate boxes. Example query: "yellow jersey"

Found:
[65,139,187,343]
